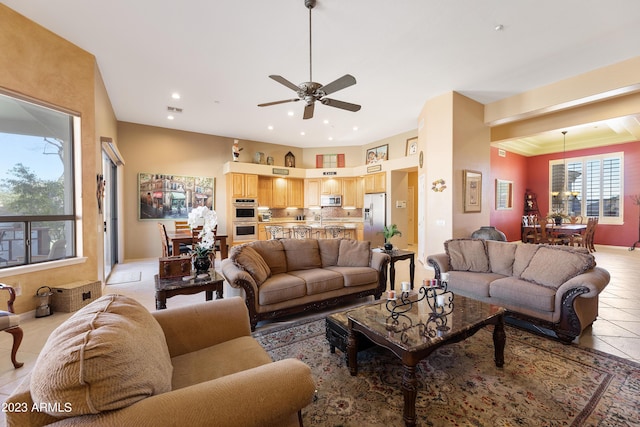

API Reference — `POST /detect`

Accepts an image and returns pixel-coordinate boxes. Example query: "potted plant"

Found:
[547,211,568,226]
[187,206,218,274]
[381,224,402,251]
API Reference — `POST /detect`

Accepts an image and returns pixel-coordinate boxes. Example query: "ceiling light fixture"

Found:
[171,93,181,100]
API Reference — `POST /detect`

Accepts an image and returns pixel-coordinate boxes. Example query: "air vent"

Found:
[167,106,183,113]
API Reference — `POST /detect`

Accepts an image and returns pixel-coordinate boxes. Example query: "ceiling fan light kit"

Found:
[258,0,361,120]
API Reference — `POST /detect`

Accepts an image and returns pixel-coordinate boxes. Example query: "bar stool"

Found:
[265,225,286,240]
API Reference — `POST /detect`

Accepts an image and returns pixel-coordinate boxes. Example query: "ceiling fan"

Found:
[258,0,361,120]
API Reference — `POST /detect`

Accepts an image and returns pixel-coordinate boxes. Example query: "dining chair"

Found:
[264,225,286,240]
[290,225,312,239]
[532,217,563,245]
[174,220,190,231]
[0,283,23,368]
[567,217,598,252]
[522,215,536,243]
[158,223,190,257]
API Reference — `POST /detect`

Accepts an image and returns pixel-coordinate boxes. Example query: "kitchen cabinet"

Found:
[272,177,288,208]
[258,176,272,207]
[287,179,304,208]
[228,173,258,198]
[305,178,321,207]
[341,177,358,208]
[364,172,386,193]
[321,178,342,195]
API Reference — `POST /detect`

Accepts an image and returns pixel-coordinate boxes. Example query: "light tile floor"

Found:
[0,244,637,424]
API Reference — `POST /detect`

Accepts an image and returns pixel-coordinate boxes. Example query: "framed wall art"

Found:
[405,137,418,156]
[138,172,215,220]
[463,170,482,213]
[495,179,513,210]
[366,144,388,164]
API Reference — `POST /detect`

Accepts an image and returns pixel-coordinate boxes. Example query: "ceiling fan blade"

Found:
[303,102,315,119]
[320,98,361,112]
[269,75,300,92]
[320,74,357,96]
[258,98,300,107]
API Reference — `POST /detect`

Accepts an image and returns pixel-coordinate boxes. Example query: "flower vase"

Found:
[194,255,211,275]
[555,217,563,226]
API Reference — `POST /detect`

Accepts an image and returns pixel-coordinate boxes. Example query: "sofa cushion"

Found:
[520,246,596,289]
[249,240,287,275]
[230,245,271,286]
[30,294,173,417]
[512,244,540,277]
[337,239,371,267]
[281,239,322,271]
[486,240,517,276]
[444,239,489,273]
[259,273,307,305]
[326,266,379,287]
[317,238,342,267]
[289,268,344,295]
[490,277,557,312]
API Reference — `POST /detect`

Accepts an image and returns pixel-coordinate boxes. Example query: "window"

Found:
[549,152,623,224]
[0,93,76,268]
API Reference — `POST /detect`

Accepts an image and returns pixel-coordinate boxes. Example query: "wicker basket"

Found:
[51,280,102,313]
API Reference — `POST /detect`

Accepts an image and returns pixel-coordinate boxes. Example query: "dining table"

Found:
[166,230,228,259]
[522,223,587,242]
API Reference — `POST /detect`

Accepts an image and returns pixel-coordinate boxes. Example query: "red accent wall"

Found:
[490,147,528,241]
[523,141,640,247]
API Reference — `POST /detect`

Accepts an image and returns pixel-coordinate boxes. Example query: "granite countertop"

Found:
[259,218,362,229]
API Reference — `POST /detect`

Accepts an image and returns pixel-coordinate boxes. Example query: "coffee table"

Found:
[154,269,224,310]
[347,294,506,427]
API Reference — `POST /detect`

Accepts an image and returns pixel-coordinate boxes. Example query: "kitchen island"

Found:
[257,219,364,241]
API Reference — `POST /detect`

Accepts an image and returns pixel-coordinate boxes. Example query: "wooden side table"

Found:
[387,249,415,290]
[154,270,224,310]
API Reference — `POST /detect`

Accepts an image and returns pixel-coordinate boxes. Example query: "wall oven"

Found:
[233,198,258,222]
[232,198,258,242]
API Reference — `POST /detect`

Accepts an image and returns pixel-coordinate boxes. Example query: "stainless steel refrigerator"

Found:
[363,193,386,248]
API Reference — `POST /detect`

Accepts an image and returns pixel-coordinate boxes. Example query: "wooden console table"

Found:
[386,249,415,290]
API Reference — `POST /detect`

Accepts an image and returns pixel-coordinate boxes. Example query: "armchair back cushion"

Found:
[29,294,173,418]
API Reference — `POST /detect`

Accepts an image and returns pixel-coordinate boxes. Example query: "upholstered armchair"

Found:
[0,283,23,369]
[5,295,315,426]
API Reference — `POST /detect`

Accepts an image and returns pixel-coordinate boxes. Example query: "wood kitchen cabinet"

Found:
[341,177,358,208]
[228,173,258,198]
[258,176,273,207]
[272,177,288,208]
[287,178,304,208]
[305,178,321,207]
[321,178,342,195]
[364,172,386,193]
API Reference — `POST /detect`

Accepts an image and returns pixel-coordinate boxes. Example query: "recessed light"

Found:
[171,93,181,100]
[328,137,333,141]
[167,115,175,120]
[323,119,329,124]
[300,131,305,136]
[268,125,274,130]
[288,111,294,117]
[353,126,359,131]
[494,24,504,31]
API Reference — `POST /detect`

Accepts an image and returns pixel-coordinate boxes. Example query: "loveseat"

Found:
[221,238,390,330]
[5,295,316,427]
[427,239,610,343]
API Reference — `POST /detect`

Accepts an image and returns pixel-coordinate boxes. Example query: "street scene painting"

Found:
[138,172,215,220]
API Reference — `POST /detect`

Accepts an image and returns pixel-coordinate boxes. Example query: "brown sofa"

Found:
[5,295,315,427]
[221,238,390,330]
[427,239,610,343]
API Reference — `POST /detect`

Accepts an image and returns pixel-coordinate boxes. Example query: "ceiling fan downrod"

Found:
[306,0,316,83]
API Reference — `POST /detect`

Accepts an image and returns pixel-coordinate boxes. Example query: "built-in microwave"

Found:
[320,195,342,207]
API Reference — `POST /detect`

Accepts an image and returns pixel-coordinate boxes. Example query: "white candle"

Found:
[401,281,410,292]
[441,272,449,282]
[436,295,446,307]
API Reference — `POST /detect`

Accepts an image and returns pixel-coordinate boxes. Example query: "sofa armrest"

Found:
[221,258,258,292]
[370,251,390,271]
[426,253,450,279]
[556,266,610,299]
[152,297,252,358]
[46,359,316,427]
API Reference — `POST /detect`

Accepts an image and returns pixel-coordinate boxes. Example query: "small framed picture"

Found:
[405,137,418,156]
[463,170,482,213]
[366,144,388,164]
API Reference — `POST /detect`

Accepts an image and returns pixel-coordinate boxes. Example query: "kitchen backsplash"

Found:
[268,207,363,221]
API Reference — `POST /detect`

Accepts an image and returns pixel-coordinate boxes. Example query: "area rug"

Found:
[254,319,640,426]
[106,271,141,285]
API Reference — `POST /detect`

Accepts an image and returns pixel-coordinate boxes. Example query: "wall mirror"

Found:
[495,179,513,210]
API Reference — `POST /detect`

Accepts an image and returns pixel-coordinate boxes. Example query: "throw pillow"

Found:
[444,239,489,272]
[230,244,271,286]
[30,294,173,418]
[520,246,596,289]
[281,239,322,271]
[250,240,287,275]
[486,240,517,276]
[318,238,341,267]
[337,239,371,267]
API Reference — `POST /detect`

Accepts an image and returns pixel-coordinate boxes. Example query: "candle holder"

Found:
[386,280,454,322]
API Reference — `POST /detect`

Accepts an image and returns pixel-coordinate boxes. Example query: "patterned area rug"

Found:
[254,318,640,426]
